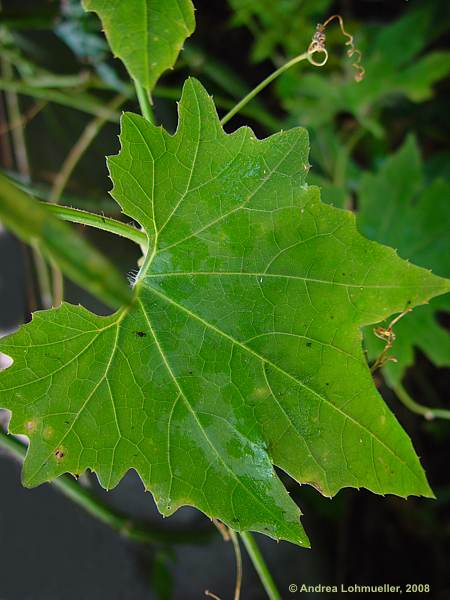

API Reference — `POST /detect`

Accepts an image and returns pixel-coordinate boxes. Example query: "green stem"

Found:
[182,45,280,130]
[220,51,321,126]
[134,81,154,123]
[155,85,282,131]
[240,532,281,600]
[41,203,147,247]
[4,172,119,213]
[0,430,211,545]
[2,60,53,309]
[0,79,121,122]
[48,93,127,306]
[394,384,450,421]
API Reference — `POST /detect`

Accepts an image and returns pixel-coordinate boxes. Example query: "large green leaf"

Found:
[1,80,449,546]
[82,0,195,91]
[358,136,450,386]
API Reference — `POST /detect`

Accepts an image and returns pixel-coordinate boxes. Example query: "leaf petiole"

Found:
[134,80,154,123]
[394,383,450,421]
[240,532,281,600]
[220,49,327,127]
[41,202,147,247]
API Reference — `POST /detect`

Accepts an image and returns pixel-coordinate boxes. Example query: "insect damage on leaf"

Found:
[0,79,449,547]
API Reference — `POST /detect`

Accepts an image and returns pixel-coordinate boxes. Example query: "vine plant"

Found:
[0,2,449,599]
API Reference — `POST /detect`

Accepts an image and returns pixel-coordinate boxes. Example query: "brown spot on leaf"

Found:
[55,448,65,461]
[24,419,38,433]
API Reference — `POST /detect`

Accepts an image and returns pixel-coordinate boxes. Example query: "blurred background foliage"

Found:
[0,1,449,599]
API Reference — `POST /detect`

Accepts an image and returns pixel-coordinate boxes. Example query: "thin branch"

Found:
[49,94,126,205]
[205,591,222,600]
[48,93,127,306]
[229,529,243,600]
[2,60,52,309]
[0,79,121,122]
[0,99,47,136]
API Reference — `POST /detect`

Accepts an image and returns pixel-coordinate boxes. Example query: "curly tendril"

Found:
[308,14,365,81]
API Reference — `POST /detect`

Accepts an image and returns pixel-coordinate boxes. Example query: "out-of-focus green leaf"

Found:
[82,0,195,91]
[0,174,131,309]
[55,0,128,92]
[358,137,450,385]
[426,151,450,183]
[57,0,109,61]
[228,0,332,63]
[1,81,449,548]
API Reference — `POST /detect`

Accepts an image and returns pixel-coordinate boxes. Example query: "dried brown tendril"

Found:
[308,14,365,81]
[370,308,412,373]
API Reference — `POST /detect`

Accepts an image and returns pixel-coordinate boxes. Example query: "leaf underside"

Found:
[358,136,450,386]
[83,0,195,91]
[1,80,449,546]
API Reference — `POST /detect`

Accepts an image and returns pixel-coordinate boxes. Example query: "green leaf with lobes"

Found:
[358,136,450,386]
[82,0,195,92]
[1,80,449,546]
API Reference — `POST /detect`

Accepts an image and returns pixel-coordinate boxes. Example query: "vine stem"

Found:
[0,78,121,121]
[0,77,281,131]
[1,59,53,309]
[0,429,212,545]
[240,532,281,600]
[394,383,450,421]
[220,50,325,126]
[40,203,147,246]
[134,81,154,123]
[48,93,127,306]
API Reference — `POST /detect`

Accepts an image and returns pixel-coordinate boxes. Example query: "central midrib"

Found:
[143,281,426,489]
[137,297,304,542]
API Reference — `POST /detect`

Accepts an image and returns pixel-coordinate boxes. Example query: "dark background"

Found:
[0,1,449,598]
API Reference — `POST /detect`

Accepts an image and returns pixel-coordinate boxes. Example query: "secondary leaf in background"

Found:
[306,172,348,209]
[1,80,449,546]
[82,0,195,92]
[56,0,126,92]
[0,174,131,309]
[228,0,332,63]
[358,136,450,386]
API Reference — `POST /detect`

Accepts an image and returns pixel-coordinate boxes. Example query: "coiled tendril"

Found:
[308,14,365,82]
